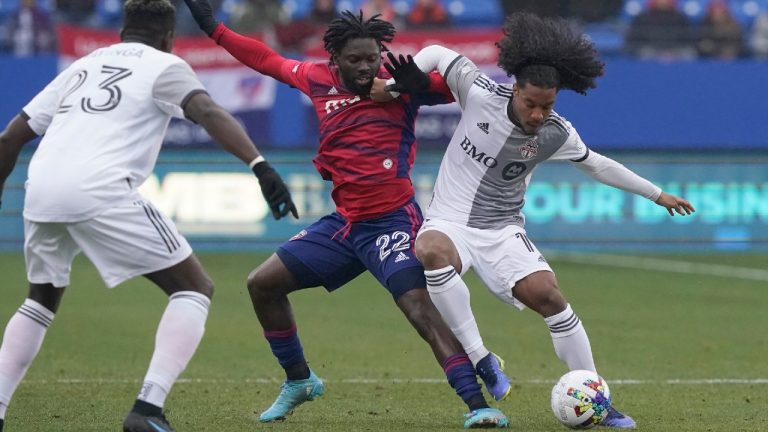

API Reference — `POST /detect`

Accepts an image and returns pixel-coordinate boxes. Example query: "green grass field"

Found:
[0,252,766,431]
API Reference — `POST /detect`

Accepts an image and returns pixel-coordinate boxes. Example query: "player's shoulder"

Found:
[543,110,573,134]
[538,111,577,146]
[468,74,512,110]
[301,60,334,80]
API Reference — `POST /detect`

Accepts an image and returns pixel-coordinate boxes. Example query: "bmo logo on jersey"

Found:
[325,95,361,113]
[459,136,498,168]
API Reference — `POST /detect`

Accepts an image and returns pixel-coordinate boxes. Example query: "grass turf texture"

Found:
[0,252,766,431]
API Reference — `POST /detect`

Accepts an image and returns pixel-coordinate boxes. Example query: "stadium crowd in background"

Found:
[2,0,768,58]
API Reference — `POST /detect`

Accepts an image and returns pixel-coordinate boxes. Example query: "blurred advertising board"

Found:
[2,150,765,252]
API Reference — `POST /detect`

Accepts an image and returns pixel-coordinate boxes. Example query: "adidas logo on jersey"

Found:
[328,86,339,95]
[477,122,489,134]
[395,252,410,263]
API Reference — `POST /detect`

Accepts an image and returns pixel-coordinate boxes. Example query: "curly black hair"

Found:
[496,12,604,95]
[323,10,396,64]
[123,0,175,39]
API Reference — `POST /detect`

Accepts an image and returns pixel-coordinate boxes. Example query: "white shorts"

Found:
[24,198,192,288]
[418,219,553,310]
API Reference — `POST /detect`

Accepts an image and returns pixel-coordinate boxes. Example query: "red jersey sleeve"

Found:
[210,23,313,94]
[427,71,453,100]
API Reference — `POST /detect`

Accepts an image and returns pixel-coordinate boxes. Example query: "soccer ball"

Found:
[550,370,611,429]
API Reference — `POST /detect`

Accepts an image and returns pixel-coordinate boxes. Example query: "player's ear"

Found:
[160,30,174,53]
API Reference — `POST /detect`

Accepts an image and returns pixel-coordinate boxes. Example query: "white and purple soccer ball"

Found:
[550,370,611,429]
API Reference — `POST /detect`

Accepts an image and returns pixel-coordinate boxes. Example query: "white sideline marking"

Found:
[549,252,768,282]
[27,378,768,385]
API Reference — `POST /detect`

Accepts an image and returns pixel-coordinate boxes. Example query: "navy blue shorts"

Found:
[277,200,426,300]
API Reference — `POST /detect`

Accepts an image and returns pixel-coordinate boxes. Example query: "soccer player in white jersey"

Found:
[0,0,297,431]
[381,12,695,429]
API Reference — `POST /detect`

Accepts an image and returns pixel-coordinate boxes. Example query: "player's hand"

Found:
[370,77,395,102]
[183,0,219,36]
[383,52,430,94]
[655,192,695,216]
[252,161,299,220]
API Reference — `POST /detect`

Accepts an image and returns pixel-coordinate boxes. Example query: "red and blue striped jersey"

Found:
[212,24,453,221]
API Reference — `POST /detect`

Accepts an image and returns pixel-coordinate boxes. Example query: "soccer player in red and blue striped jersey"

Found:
[184,1,509,428]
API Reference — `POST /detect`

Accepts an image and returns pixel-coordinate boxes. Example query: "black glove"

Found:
[183,0,219,36]
[252,161,299,220]
[383,52,430,94]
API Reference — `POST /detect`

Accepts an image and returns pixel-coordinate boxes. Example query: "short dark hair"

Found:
[322,10,396,64]
[496,12,604,95]
[123,0,176,39]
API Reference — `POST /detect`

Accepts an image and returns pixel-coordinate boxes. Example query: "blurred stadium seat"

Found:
[281,0,313,20]
[0,0,19,18]
[216,0,241,22]
[95,0,123,27]
[446,0,502,27]
[728,0,767,27]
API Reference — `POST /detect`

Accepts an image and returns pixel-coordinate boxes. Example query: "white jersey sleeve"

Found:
[572,150,662,200]
[548,122,588,161]
[152,61,206,118]
[411,45,478,106]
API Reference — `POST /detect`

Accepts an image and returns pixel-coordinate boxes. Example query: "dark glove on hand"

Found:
[252,161,299,220]
[383,52,430,94]
[183,0,219,36]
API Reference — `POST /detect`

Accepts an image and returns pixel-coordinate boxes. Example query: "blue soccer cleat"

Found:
[600,406,636,429]
[259,369,325,422]
[122,411,175,432]
[463,407,510,428]
[475,352,512,401]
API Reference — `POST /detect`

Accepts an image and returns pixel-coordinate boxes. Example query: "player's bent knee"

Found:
[414,232,457,270]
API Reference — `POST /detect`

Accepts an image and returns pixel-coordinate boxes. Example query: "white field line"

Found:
[26,378,768,385]
[549,252,768,282]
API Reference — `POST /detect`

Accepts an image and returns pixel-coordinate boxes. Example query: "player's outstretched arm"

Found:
[0,114,37,209]
[574,150,694,217]
[184,0,291,82]
[183,93,298,220]
[655,191,695,216]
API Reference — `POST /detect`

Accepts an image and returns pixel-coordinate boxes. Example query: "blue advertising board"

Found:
[2,150,767,252]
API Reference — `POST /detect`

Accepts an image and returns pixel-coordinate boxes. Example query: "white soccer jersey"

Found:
[22,42,206,222]
[425,55,588,229]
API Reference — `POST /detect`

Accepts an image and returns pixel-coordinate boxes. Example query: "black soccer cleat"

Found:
[123,411,176,432]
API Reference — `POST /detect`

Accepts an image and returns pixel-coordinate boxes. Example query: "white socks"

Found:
[544,303,596,372]
[425,266,489,366]
[137,291,210,408]
[0,299,55,415]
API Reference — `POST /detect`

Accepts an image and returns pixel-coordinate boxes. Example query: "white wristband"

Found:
[248,155,265,169]
[386,77,400,98]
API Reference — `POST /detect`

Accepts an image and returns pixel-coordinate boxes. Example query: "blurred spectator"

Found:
[625,0,697,60]
[306,0,337,24]
[276,0,338,52]
[360,0,399,24]
[696,0,744,59]
[569,0,623,23]
[500,0,562,18]
[406,0,450,29]
[5,0,55,56]
[55,0,96,25]
[749,11,768,58]
[228,0,285,34]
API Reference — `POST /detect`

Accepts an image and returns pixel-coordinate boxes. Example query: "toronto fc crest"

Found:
[520,137,539,160]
